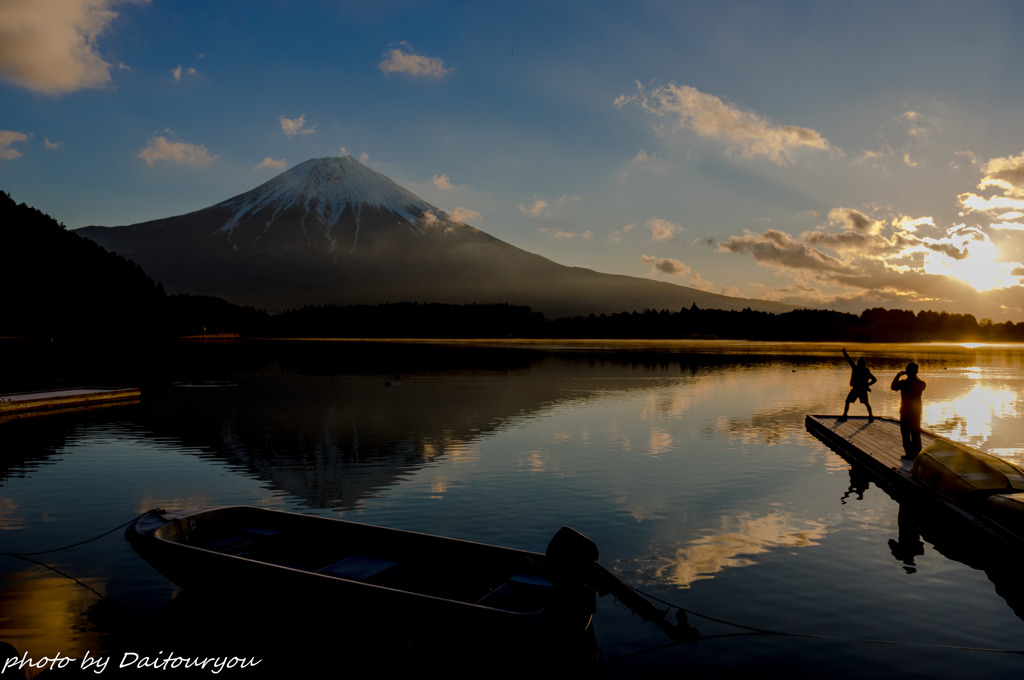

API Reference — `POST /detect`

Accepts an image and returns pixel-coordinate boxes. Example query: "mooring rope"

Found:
[0,511,149,558]
[0,511,152,602]
[621,587,1024,657]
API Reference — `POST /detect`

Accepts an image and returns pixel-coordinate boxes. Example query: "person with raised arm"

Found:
[838,348,876,422]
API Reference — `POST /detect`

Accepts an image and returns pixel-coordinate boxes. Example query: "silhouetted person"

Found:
[888,506,925,574]
[841,468,870,504]
[838,348,876,422]
[891,362,926,458]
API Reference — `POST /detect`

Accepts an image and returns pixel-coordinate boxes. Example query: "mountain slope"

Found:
[0,191,166,338]
[78,156,793,317]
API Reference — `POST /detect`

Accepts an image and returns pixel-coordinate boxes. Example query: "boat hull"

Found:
[126,507,595,642]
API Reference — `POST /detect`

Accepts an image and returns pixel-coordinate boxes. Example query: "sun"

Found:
[923,234,1019,292]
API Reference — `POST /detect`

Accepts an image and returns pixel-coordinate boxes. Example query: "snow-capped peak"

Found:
[214,156,446,241]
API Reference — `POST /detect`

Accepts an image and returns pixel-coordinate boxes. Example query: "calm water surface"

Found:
[3,340,1024,678]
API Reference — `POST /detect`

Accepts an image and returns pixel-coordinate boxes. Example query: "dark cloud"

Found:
[640,255,691,276]
[718,229,848,273]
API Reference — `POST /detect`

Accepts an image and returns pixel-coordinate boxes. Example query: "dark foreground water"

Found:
[2,340,1024,678]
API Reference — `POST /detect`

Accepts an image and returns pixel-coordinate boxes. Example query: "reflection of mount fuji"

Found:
[131,343,765,511]
[133,344,620,509]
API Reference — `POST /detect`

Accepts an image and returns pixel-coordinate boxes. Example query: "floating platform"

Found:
[0,387,141,417]
[806,414,1024,551]
[805,415,938,477]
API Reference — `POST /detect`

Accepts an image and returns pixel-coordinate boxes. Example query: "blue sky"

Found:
[4,1,1024,320]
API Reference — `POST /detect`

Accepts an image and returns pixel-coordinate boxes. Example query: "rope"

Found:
[0,511,150,558]
[627,587,1024,657]
[0,511,156,603]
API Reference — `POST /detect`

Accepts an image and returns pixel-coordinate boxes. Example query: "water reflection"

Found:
[0,569,106,662]
[893,502,1024,622]
[925,378,1024,460]
[826,440,1024,623]
[634,511,830,588]
[4,341,1024,678]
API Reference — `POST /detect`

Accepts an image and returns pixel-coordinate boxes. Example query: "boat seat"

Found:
[475,572,556,612]
[203,527,281,556]
[316,554,399,583]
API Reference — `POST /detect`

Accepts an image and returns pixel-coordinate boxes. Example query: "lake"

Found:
[2,339,1024,678]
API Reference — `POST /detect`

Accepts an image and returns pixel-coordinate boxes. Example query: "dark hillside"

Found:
[0,191,167,338]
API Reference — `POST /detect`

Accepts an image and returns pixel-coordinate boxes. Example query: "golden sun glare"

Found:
[923,237,1019,292]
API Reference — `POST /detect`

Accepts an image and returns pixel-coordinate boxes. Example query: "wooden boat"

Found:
[912,438,1024,536]
[126,506,696,643]
[806,415,1024,550]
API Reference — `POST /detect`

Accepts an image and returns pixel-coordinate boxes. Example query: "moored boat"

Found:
[126,506,696,644]
[911,439,1024,539]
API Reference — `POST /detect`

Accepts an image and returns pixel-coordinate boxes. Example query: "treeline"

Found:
[259,303,1024,342]
[543,305,1024,342]
[5,190,1024,343]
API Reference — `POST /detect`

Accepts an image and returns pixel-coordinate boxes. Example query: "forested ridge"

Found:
[3,191,1023,343]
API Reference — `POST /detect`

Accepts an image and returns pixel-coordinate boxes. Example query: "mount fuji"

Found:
[78,156,792,317]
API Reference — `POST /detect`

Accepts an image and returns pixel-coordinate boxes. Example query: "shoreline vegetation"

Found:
[5,191,1024,344]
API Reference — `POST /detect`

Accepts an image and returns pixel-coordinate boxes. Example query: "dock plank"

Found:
[0,387,141,416]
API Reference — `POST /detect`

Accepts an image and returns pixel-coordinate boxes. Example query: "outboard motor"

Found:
[546,527,698,642]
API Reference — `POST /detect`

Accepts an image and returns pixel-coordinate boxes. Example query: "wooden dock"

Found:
[806,414,1022,550]
[805,415,938,478]
[0,387,141,417]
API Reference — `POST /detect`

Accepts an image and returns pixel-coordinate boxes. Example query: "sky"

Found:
[4,1,1024,321]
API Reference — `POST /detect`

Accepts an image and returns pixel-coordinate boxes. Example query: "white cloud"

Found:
[618,82,833,164]
[379,46,452,78]
[517,194,579,219]
[138,136,218,167]
[0,0,147,95]
[279,114,315,137]
[892,215,934,233]
[608,223,635,244]
[827,207,885,235]
[622,148,667,176]
[977,152,1024,197]
[0,130,28,159]
[449,206,481,223]
[712,151,1024,317]
[519,198,549,218]
[854,103,945,171]
[44,138,60,150]
[539,228,592,239]
[171,64,196,81]
[254,157,286,171]
[631,149,658,166]
[433,174,454,190]
[647,217,683,241]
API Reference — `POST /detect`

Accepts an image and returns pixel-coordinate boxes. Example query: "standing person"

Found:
[838,348,876,422]
[891,363,926,458]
